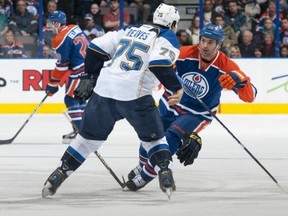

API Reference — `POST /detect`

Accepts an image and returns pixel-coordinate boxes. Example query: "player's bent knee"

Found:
[70,134,104,158]
[141,137,170,156]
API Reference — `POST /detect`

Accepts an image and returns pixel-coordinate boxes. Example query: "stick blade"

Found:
[0,138,14,145]
[165,187,173,200]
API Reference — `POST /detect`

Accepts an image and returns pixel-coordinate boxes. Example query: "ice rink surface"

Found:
[0,114,288,216]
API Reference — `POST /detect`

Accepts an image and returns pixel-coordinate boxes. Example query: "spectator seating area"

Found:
[99,6,138,25]
[0,0,286,58]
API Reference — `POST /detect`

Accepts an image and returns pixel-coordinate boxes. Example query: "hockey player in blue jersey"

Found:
[126,23,258,191]
[42,3,183,198]
[45,11,90,144]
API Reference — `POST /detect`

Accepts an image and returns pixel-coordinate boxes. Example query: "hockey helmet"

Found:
[200,23,224,44]
[47,10,67,25]
[153,3,180,29]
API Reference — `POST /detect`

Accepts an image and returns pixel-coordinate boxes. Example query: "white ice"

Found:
[0,114,288,216]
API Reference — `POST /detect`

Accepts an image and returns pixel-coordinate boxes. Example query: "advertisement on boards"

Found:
[0,58,288,113]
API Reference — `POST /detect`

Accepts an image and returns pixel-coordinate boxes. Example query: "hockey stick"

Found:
[187,88,287,194]
[94,150,126,189]
[62,110,126,189]
[0,94,48,145]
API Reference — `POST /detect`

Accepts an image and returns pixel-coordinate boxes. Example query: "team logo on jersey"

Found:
[182,72,209,98]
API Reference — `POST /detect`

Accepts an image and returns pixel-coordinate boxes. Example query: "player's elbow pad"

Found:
[149,66,182,92]
[85,48,110,76]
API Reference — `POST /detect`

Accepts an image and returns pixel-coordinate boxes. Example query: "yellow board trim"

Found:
[0,103,288,114]
[0,104,66,114]
[219,103,288,114]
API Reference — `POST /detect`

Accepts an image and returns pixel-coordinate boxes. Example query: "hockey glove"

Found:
[46,69,66,96]
[176,132,202,166]
[218,72,247,90]
[74,73,97,101]
[45,83,59,96]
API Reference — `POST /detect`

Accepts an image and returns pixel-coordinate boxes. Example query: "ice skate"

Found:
[125,174,148,191]
[158,168,176,199]
[62,130,77,144]
[42,168,67,198]
[128,165,142,180]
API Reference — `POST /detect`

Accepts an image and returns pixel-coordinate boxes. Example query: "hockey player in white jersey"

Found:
[42,3,183,198]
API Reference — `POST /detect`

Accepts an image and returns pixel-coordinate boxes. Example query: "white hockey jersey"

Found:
[89,24,180,101]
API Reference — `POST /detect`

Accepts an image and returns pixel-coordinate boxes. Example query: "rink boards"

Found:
[0,59,287,114]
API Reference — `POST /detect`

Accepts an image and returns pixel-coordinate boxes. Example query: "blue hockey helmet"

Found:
[47,10,66,25]
[200,23,224,44]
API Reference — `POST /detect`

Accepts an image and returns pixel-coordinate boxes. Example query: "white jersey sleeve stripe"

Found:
[149,60,173,67]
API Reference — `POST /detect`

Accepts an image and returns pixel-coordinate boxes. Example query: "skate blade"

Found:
[42,182,53,198]
[165,187,173,199]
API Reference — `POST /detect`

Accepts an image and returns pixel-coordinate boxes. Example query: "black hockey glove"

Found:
[74,73,97,101]
[176,132,202,166]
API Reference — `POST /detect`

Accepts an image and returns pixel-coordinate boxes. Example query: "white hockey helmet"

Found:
[153,3,180,29]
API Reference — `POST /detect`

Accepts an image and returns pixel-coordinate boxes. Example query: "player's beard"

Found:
[200,44,220,61]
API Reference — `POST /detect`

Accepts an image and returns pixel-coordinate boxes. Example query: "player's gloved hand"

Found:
[74,73,97,100]
[45,83,59,96]
[176,132,202,166]
[218,72,247,90]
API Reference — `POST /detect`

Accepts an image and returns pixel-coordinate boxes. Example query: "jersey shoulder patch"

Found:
[52,25,78,49]
[158,28,179,49]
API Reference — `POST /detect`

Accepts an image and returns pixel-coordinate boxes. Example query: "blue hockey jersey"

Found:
[160,45,257,121]
[52,25,89,79]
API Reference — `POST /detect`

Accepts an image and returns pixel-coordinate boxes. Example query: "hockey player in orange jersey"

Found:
[126,23,257,191]
[45,11,90,144]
